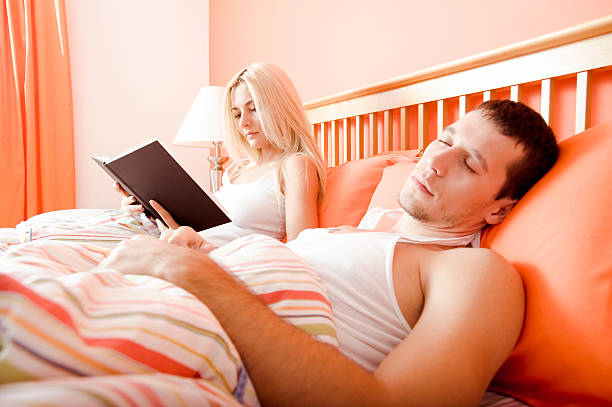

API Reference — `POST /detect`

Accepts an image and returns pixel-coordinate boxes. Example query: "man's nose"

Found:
[428,149,452,176]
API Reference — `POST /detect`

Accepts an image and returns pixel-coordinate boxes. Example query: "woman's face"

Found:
[231,83,273,152]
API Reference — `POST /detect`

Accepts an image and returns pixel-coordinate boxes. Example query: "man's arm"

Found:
[376,246,525,406]
[101,236,523,407]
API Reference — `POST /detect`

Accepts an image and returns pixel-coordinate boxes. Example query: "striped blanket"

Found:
[0,209,160,253]
[0,209,528,407]
[0,209,337,407]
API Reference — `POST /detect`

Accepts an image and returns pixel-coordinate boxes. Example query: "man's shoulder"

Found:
[438,246,512,269]
[417,246,522,298]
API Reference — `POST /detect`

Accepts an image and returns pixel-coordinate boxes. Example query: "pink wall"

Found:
[66,0,211,209]
[210,1,612,103]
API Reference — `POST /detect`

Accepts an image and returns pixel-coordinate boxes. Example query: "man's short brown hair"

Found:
[478,100,559,201]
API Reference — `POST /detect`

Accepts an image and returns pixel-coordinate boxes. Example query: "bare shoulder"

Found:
[377,246,525,405]
[420,246,525,336]
[226,159,251,177]
[282,154,319,185]
[425,247,521,290]
[283,153,317,174]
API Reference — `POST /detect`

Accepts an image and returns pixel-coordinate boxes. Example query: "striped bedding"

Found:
[0,209,160,253]
[0,209,528,407]
[0,211,338,407]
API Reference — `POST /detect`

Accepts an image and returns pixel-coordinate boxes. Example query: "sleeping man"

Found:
[100,100,559,407]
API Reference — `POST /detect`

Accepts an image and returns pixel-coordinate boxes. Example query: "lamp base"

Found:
[208,141,228,193]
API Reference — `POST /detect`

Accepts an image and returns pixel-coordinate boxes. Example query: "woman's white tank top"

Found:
[199,170,286,247]
[286,220,478,372]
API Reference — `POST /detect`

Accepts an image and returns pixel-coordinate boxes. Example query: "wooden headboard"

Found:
[305,16,612,167]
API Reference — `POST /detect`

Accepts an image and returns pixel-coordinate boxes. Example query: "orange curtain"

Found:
[0,0,75,227]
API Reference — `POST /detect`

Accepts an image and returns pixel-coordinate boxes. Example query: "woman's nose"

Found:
[239,113,250,129]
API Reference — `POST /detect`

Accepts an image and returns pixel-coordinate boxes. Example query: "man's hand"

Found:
[97,235,383,407]
[98,234,214,283]
[159,226,217,254]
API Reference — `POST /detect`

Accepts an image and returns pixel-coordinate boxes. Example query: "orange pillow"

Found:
[482,121,612,407]
[318,150,420,228]
[367,160,418,210]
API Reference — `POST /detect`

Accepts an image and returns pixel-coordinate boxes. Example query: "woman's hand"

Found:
[114,182,180,231]
[150,200,180,230]
[159,226,217,254]
[114,182,144,214]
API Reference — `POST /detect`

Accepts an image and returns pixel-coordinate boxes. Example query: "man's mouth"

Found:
[411,175,434,196]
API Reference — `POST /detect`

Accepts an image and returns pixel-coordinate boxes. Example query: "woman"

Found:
[116,63,327,246]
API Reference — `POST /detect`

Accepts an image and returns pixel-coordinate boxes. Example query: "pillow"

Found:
[319,150,421,227]
[482,121,612,407]
[367,160,418,210]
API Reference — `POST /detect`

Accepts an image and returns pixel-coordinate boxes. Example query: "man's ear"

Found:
[485,199,517,225]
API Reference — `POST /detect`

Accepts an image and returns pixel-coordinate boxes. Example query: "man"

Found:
[101,100,558,406]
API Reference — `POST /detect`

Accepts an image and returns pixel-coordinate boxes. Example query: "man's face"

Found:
[398,110,525,230]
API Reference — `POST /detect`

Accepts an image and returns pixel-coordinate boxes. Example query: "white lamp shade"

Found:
[173,86,226,147]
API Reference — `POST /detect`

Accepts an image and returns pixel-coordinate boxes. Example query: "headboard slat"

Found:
[383,110,393,152]
[459,96,467,118]
[417,104,427,150]
[342,117,351,164]
[540,79,553,125]
[369,113,379,156]
[510,85,521,102]
[400,107,409,150]
[575,71,591,133]
[437,100,446,138]
[331,120,340,166]
[356,115,364,159]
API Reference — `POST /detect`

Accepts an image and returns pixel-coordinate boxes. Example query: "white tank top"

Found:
[199,170,286,247]
[286,221,478,372]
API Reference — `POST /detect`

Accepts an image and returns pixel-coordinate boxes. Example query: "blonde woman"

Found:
[116,63,326,246]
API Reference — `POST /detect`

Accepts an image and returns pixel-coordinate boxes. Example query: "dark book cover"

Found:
[93,140,230,231]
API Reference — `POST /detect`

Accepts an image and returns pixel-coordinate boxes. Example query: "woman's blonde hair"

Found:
[223,62,327,203]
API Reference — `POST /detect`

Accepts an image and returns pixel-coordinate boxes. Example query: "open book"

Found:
[93,140,230,231]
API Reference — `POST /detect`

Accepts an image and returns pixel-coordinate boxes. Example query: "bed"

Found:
[1,16,611,407]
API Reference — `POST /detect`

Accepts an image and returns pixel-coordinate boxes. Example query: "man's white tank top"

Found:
[200,170,286,247]
[286,218,478,372]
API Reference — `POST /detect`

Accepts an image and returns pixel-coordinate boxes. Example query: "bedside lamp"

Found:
[173,86,228,192]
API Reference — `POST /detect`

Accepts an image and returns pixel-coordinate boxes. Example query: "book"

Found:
[93,139,230,231]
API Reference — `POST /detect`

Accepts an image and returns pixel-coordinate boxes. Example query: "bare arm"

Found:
[375,247,525,406]
[102,239,523,407]
[282,154,320,241]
